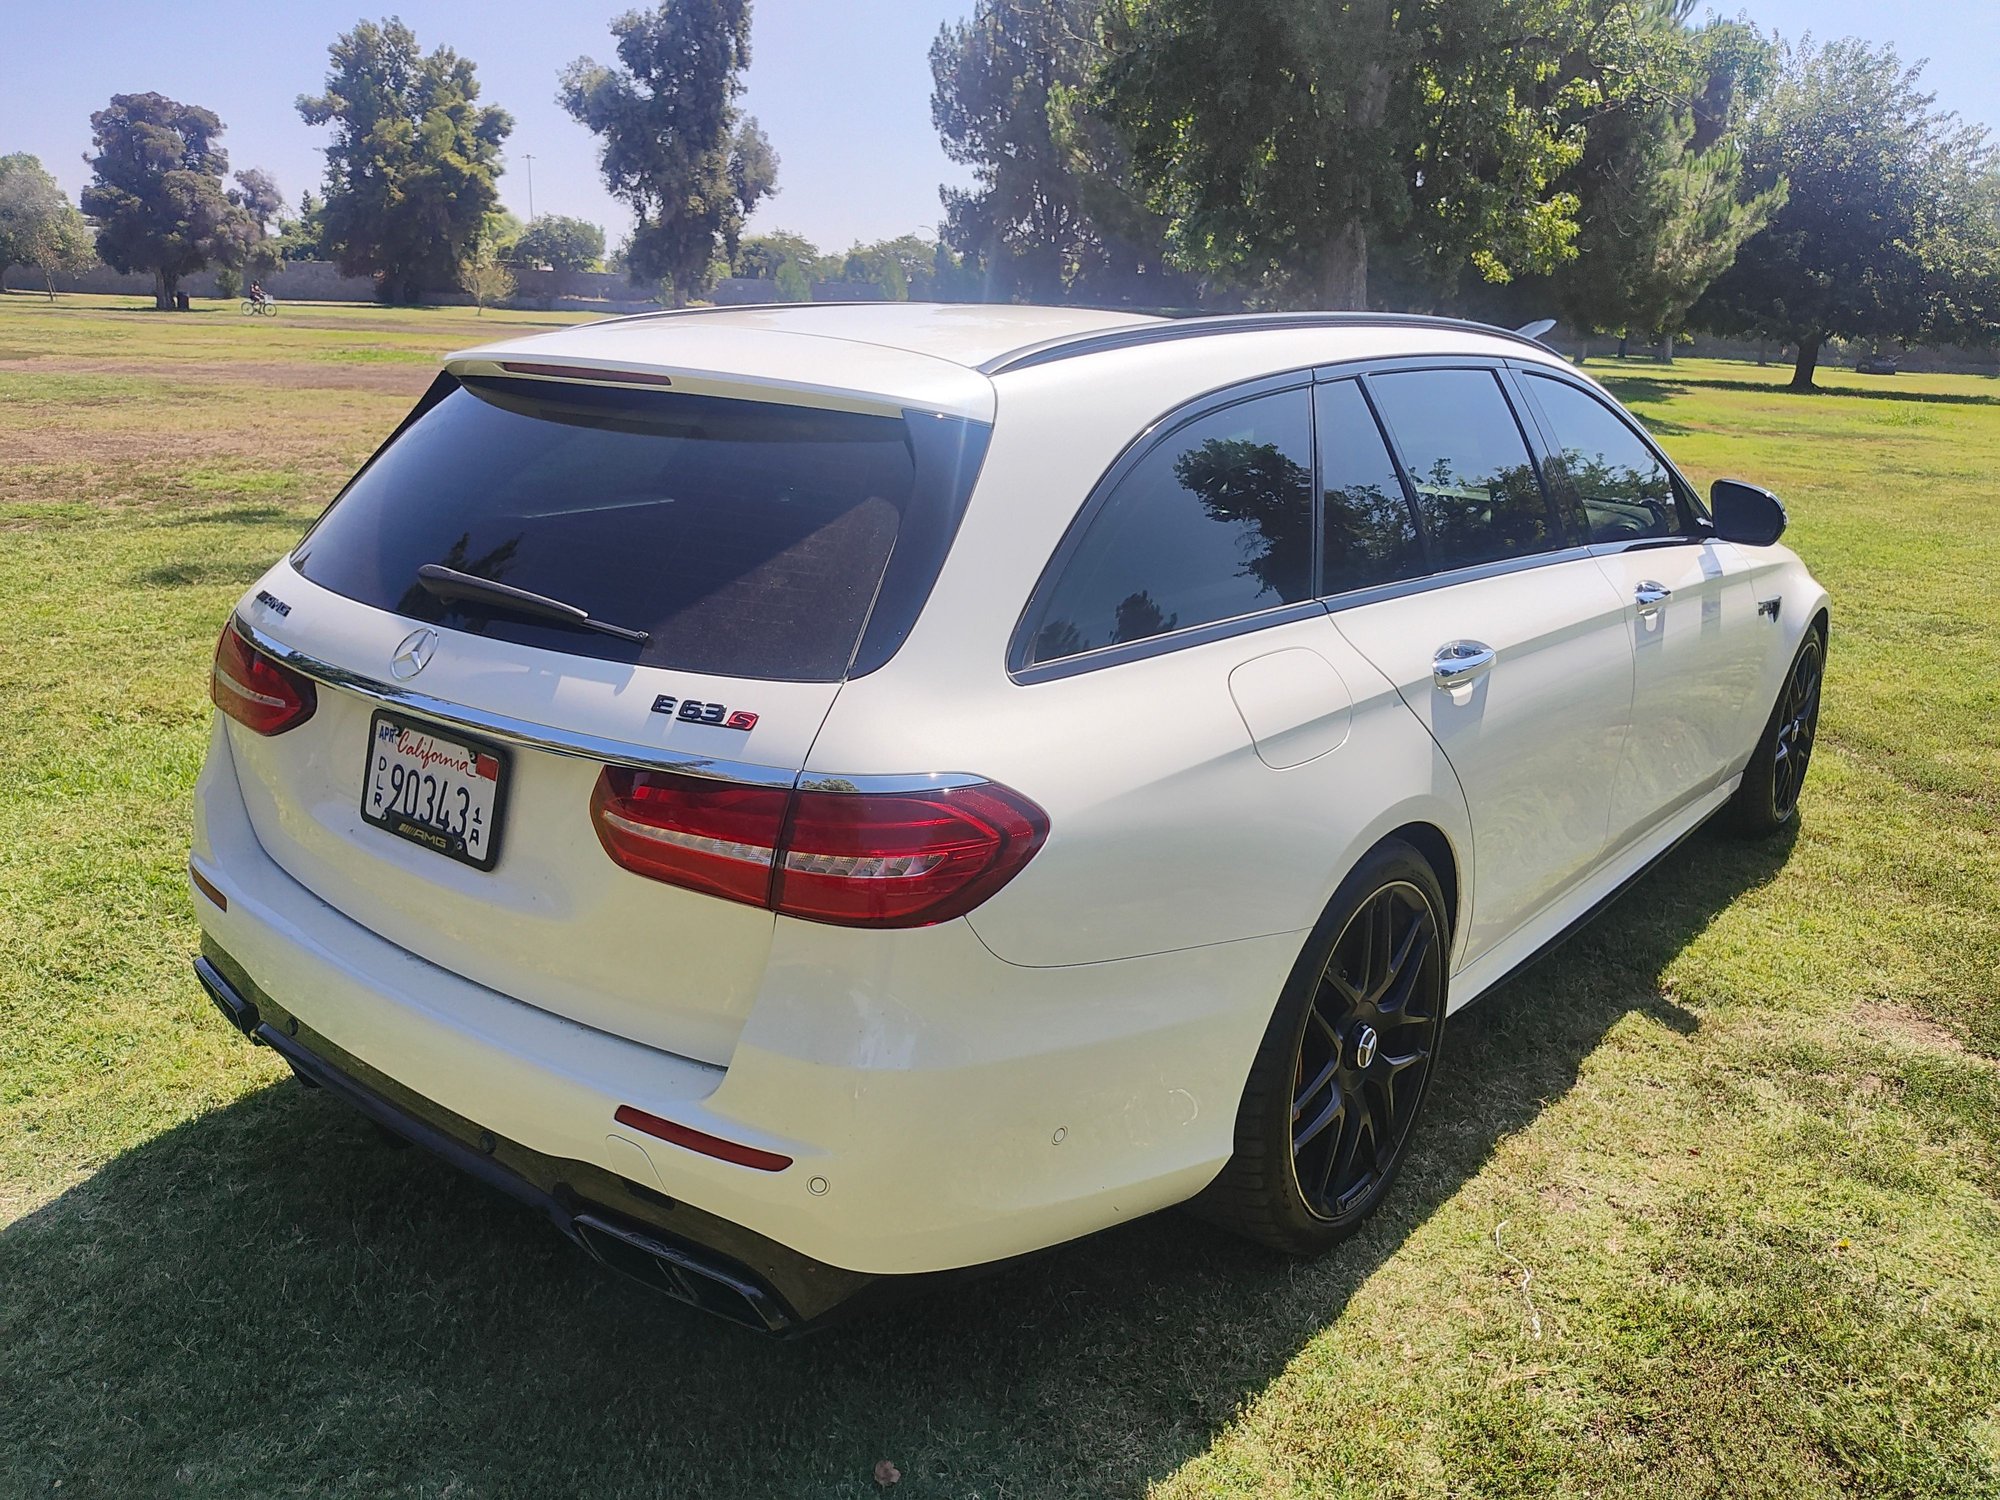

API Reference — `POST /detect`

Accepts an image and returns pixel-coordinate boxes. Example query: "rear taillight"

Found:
[591,769,1048,928]
[211,620,316,735]
[589,769,790,906]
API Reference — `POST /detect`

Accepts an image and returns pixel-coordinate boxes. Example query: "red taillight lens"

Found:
[774,783,1048,927]
[590,769,1048,928]
[211,620,316,735]
[590,768,791,906]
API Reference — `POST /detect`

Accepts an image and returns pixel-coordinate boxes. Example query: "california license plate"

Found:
[361,711,508,870]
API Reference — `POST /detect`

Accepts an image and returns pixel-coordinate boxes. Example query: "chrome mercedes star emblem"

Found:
[1352,1025,1379,1070]
[390,627,439,680]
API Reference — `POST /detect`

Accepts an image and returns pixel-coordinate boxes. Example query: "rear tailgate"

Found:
[224,578,827,1066]
[216,364,989,1066]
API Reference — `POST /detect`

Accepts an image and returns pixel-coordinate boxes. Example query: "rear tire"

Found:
[1728,625,1825,837]
[1197,839,1448,1255]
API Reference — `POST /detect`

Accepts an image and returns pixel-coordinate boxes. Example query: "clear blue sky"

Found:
[1,0,1994,255]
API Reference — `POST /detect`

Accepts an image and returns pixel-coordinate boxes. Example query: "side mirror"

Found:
[1709,479,1788,546]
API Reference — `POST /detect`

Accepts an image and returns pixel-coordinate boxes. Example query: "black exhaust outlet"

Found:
[194,956,260,1037]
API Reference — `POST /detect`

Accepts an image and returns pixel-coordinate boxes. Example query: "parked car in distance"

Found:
[1855,351,1900,374]
[190,304,1828,1330]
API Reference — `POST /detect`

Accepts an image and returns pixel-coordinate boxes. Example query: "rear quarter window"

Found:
[1020,386,1315,666]
[294,378,984,683]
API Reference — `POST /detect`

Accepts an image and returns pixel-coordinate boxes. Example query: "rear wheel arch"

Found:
[1382,821,1460,950]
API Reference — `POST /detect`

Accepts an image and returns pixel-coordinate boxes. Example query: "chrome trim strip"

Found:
[232,615,798,786]
[795,772,985,794]
[232,616,991,794]
[1010,599,1328,686]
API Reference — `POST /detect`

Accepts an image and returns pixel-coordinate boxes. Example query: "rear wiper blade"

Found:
[414,564,651,644]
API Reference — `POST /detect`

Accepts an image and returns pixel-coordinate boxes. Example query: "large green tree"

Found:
[1091,0,1603,309]
[1537,4,1783,349]
[1697,38,2000,391]
[80,93,255,309]
[561,1,771,305]
[725,117,778,264]
[0,155,95,299]
[931,0,1179,303]
[510,215,607,273]
[298,18,514,304]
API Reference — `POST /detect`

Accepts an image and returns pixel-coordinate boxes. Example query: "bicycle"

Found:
[240,296,278,317]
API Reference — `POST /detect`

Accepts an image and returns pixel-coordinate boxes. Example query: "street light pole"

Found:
[523,154,536,221]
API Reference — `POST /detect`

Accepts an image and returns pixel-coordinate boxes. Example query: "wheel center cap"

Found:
[1352,1025,1379,1070]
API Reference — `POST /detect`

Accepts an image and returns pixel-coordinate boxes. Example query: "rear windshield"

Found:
[293,376,985,682]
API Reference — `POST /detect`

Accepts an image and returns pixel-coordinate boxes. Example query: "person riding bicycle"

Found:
[248,281,269,309]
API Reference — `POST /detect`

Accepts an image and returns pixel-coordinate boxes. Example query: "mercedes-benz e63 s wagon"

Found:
[190,304,1828,1330]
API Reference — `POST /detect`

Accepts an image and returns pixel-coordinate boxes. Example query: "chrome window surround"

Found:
[1008,352,1632,688]
[230,615,983,795]
[1006,352,1715,687]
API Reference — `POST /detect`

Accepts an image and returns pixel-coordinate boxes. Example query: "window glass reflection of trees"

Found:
[1029,390,1313,664]
[1316,380,1424,595]
[1527,376,1681,542]
[1368,370,1560,571]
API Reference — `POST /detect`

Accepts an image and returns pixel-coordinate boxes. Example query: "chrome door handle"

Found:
[1635,581,1672,615]
[1432,640,1496,689]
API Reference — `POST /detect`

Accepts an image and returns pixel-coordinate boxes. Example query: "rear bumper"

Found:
[195,944,866,1331]
[190,714,1299,1281]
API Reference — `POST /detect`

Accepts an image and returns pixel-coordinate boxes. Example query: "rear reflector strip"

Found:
[189,864,227,912]
[614,1104,794,1173]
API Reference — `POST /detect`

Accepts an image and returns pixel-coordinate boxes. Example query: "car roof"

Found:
[447,303,1562,423]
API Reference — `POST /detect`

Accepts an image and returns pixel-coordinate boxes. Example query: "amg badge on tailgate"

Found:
[651,694,759,731]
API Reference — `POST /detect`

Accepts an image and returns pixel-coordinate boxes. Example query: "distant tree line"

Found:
[932,0,2000,390]
[12,1,1999,392]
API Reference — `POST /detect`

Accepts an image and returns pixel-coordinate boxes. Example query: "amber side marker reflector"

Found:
[614,1104,793,1173]
[189,864,227,912]
[499,361,675,387]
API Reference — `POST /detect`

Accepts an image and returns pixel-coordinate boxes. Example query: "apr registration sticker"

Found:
[360,711,509,871]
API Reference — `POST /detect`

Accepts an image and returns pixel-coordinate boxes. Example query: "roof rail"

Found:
[602,300,902,328]
[977,310,1557,376]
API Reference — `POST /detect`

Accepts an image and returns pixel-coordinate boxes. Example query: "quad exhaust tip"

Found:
[194,956,259,1036]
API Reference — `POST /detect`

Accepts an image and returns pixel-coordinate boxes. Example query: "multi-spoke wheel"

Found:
[1198,838,1448,1253]
[1729,625,1825,836]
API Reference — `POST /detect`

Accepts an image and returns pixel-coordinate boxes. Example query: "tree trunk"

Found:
[1657,332,1674,363]
[1789,334,1822,393]
[1319,220,1368,310]
[1756,338,1768,366]
[153,266,177,311]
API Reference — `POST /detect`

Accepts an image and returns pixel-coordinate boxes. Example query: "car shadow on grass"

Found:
[0,822,1797,1497]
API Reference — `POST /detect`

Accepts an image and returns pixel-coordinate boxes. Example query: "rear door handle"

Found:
[1433,640,1496,689]
[1635,581,1672,616]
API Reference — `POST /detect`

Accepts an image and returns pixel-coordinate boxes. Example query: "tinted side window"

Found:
[1025,388,1313,665]
[1526,374,1684,543]
[1366,369,1563,572]
[1316,380,1424,595]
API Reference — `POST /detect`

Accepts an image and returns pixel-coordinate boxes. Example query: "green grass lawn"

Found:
[1,291,1996,1498]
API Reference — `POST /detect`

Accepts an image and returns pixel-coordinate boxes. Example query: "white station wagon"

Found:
[191,304,1827,1330]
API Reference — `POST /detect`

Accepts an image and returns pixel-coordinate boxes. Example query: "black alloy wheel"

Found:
[1729,625,1826,836]
[1288,880,1442,1222]
[1199,838,1449,1254]
[1769,633,1823,823]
